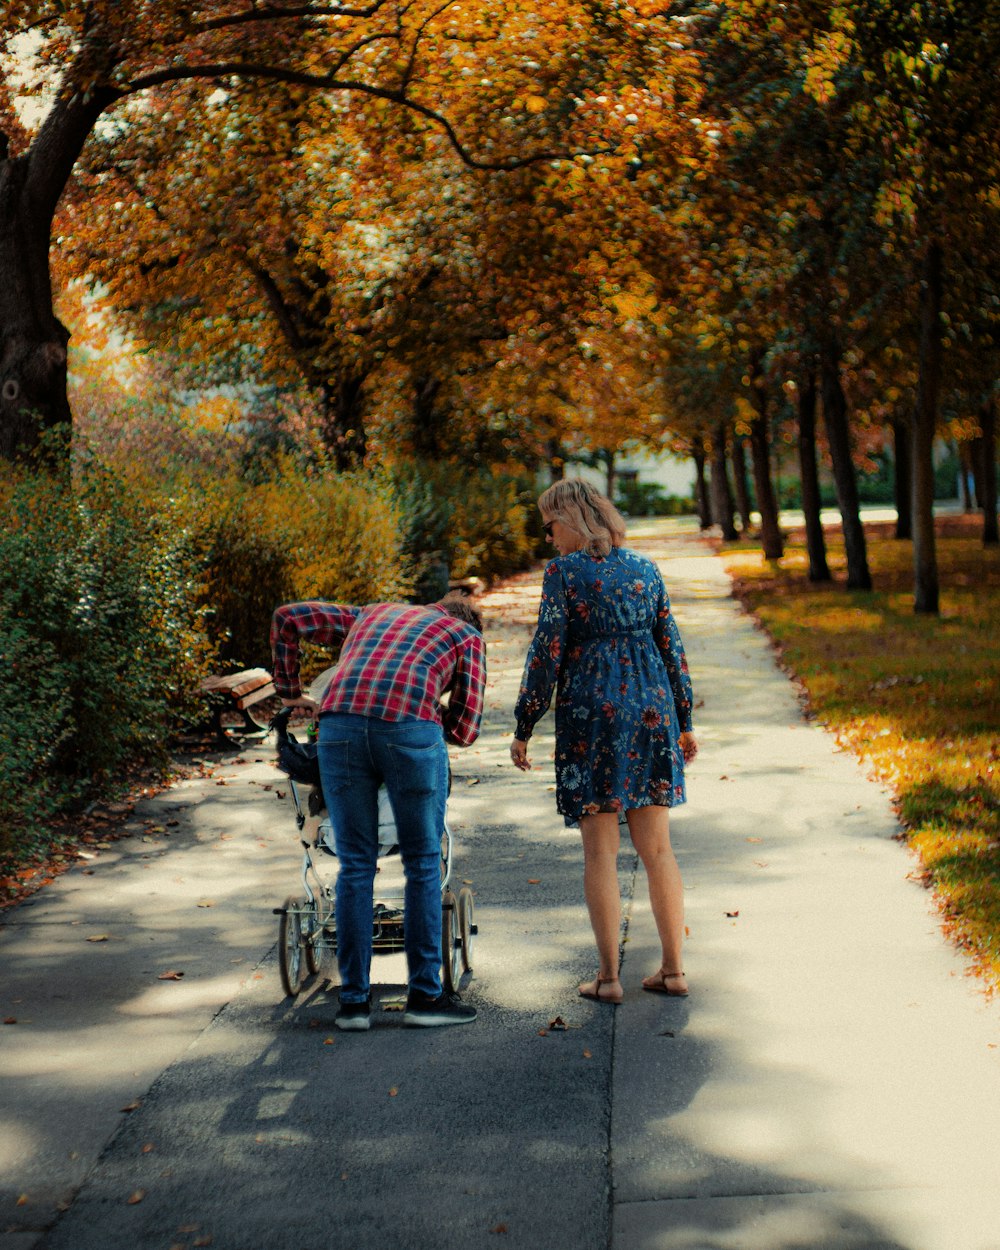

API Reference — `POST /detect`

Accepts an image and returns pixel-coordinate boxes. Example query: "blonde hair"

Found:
[538,478,626,558]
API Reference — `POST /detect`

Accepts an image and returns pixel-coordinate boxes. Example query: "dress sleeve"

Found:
[652,573,694,733]
[513,560,569,741]
[269,601,359,699]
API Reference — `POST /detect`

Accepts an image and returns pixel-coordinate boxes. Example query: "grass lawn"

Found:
[723,515,1000,993]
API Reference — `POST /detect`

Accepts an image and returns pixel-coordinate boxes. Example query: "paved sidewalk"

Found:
[613,524,1000,1250]
[1,520,998,1250]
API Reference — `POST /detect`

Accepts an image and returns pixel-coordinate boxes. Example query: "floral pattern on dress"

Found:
[514,546,694,827]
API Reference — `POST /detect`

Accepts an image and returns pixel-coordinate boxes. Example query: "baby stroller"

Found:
[269,706,476,999]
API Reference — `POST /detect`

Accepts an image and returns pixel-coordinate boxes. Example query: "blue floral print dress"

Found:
[514,546,694,827]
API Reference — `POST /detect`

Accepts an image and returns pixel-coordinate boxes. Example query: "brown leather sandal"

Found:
[641,969,689,998]
[578,974,624,1005]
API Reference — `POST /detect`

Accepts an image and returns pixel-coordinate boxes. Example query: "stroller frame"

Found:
[273,773,476,999]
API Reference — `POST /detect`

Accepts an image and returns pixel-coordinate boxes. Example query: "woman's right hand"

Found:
[510,738,532,771]
[679,731,698,763]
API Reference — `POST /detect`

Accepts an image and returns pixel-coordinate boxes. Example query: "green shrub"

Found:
[616,479,696,517]
[0,462,210,877]
[387,459,536,595]
[196,458,411,667]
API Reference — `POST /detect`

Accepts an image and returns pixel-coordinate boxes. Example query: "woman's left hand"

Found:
[680,731,698,763]
[510,738,532,771]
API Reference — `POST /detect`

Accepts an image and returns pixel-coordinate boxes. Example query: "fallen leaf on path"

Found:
[466,778,480,786]
[4,1017,17,1024]
[725,910,740,918]
[323,1037,335,1045]
[177,1223,200,1234]
[193,1238,212,1247]
[527,878,541,885]
[582,1049,593,1059]
[142,1143,155,1153]
[196,900,214,908]
[16,1194,27,1206]
[86,934,110,942]
[126,1189,145,1205]
[388,1087,399,1097]
[158,970,185,980]
[120,1099,141,1112]
[746,837,762,843]
[548,1016,568,1031]
[491,1225,508,1235]
[537,1028,549,1036]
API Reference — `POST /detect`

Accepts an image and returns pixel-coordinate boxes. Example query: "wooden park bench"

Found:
[200,667,277,740]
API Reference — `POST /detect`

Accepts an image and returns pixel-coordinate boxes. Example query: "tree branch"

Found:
[122,63,603,170]
[235,248,308,356]
[191,2,390,33]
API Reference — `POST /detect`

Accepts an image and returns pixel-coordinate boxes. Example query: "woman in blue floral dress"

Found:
[511,479,698,1005]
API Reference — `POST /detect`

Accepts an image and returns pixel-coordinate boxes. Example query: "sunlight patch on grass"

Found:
[725,518,1000,992]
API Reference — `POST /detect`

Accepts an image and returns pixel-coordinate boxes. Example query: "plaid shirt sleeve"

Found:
[270,601,360,699]
[441,632,487,747]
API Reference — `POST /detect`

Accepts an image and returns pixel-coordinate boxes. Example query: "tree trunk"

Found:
[411,374,443,459]
[601,449,616,501]
[0,161,70,459]
[747,419,784,560]
[979,398,998,546]
[0,79,115,460]
[709,423,738,540]
[820,336,872,589]
[961,439,978,511]
[892,416,913,538]
[797,369,831,581]
[730,436,753,535]
[692,446,711,528]
[319,373,367,470]
[548,439,565,482]
[911,241,943,614]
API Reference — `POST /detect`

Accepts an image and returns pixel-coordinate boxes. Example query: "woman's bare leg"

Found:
[578,812,623,994]
[626,805,688,994]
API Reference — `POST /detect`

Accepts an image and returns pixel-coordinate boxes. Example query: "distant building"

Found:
[569,443,695,506]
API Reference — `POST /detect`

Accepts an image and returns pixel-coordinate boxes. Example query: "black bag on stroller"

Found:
[271,706,321,788]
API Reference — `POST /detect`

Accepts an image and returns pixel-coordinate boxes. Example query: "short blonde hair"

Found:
[538,478,626,558]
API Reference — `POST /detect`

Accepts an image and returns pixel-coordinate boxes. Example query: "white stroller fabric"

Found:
[309,665,401,857]
[319,786,399,858]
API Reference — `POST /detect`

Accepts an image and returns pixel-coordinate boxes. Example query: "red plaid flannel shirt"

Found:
[270,601,486,747]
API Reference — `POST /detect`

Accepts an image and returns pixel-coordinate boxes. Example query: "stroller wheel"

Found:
[458,886,475,975]
[279,896,307,997]
[441,889,461,994]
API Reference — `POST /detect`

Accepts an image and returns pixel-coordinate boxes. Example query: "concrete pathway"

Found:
[612,524,1000,1250]
[1,519,997,1250]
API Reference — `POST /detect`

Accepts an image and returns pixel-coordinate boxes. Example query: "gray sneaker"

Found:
[403,989,477,1027]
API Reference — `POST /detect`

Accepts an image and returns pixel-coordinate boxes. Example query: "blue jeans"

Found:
[317,713,448,1003]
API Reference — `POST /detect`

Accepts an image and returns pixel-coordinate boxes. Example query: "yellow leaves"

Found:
[802,28,855,105]
[609,290,658,321]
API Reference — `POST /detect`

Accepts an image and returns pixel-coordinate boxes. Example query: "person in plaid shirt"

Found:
[271,594,486,1030]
